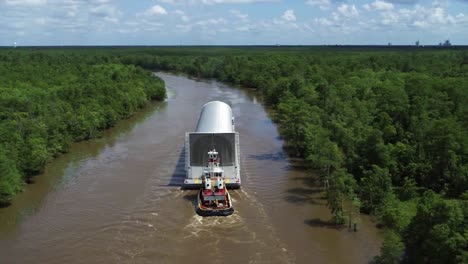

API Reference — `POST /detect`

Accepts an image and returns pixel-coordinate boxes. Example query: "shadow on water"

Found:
[284,160,308,172]
[248,151,285,161]
[167,147,186,188]
[304,218,344,230]
[291,175,322,189]
[182,193,198,207]
[183,192,198,216]
[284,189,322,205]
[285,175,326,205]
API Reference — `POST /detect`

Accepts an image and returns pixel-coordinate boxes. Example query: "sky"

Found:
[0,0,467,46]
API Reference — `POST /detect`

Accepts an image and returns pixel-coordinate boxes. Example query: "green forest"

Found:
[0,50,166,206]
[1,46,467,263]
[118,46,468,264]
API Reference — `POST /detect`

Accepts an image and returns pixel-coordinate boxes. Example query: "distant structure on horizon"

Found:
[415,40,420,47]
[439,40,452,46]
[388,42,392,46]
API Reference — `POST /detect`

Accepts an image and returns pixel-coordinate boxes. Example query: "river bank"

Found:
[0,72,382,263]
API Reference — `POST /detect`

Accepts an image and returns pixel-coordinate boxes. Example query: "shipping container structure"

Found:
[184,101,241,188]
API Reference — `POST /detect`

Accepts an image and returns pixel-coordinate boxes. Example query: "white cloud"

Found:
[385,0,417,4]
[364,0,394,11]
[235,24,253,31]
[195,18,226,26]
[313,4,363,33]
[144,5,168,16]
[0,0,467,45]
[176,24,192,32]
[35,17,46,25]
[90,4,121,22]
[0,0,121,31]
[306,0,331,10]
[4,0,47,6]
[412,20,427,27]
[91,0,111,3]
[203,0,275,3]
[174,9,190,22]
[133,4,170,32]
[375,5,467,29]
[281,9,296,22]
[315,12,341,26]
[158,0,277,5]
[313,1,467,35]
[230,9,248,21]
[270,9,298,29]
[456,13,467,21]
[337,4,359,18]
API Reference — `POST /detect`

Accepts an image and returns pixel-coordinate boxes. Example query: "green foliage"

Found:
[327,169,356,224]
[360,165,393,213]
[399,177,418,201]
[403,191,467,264]
[277,97,319,156]
[112,46,467,260]
[1,46,467,260]
[460,190,468,200]
[304,125,342,183]
[0,50,166,205]
[374,231,404,264]
[118,46,467,199]
[375,192,418,233]
[0,147,23,205]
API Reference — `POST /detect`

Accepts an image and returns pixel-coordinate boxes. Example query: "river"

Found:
[0,73,381,263]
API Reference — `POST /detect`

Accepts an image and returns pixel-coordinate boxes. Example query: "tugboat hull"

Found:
[196,206,234,217]
[196,190,234,217]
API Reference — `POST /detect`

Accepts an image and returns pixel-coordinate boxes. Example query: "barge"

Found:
[184,101,241,189]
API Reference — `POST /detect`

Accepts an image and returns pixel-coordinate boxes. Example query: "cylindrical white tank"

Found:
[195,101,234,133]
[185,101,241,188]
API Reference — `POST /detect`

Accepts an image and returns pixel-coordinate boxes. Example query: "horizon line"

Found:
[1,44,468,48]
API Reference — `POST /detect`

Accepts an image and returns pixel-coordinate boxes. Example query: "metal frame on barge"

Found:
[184,101,241,189]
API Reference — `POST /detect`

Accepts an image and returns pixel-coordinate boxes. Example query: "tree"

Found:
[0,147,23,205]
[374,231,404,264]
[422,118,467,196]
[277,97,319,156]
[376,192,405,232]
[327,169,356,224]
[360,165,393,213]
[304,124,342,188]
[399,177,418,201]
[403,191,466,264]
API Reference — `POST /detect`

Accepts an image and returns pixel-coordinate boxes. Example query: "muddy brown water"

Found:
[0,73,382,263]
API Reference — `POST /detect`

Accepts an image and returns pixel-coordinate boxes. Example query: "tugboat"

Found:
[196,149,234,216]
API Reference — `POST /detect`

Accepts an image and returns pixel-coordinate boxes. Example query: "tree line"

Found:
[0,46,466,263]
[0,49,166,206]
[116,46,467,264]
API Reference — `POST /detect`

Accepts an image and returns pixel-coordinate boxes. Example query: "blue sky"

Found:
[0,0,467,45]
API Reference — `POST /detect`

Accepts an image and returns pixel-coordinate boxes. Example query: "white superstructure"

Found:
[185,101,241,188]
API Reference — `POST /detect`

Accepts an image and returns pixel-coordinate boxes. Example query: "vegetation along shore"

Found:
[0,46,466,263]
